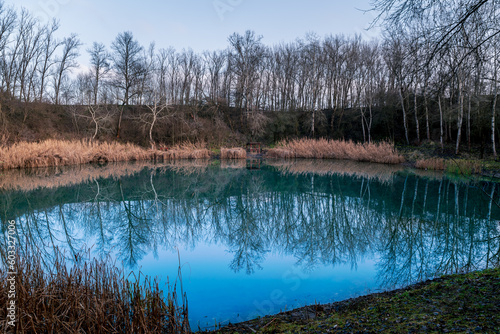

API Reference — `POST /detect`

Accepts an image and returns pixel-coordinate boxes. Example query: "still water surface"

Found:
[1,160,499,329]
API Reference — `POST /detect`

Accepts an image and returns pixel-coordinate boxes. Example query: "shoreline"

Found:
[1,139,499,178]
[209,267,500,333]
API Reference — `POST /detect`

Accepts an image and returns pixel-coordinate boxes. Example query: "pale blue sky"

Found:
[4,0,379,65]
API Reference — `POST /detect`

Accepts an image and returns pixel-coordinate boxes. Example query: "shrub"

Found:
[220,147,247,159]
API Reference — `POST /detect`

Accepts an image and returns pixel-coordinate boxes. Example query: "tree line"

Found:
[0,0,499,154]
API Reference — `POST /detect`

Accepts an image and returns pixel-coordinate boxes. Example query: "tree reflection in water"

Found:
[1,160,499,289]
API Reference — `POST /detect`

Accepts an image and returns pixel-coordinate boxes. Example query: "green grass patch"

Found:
[445,159,482,176]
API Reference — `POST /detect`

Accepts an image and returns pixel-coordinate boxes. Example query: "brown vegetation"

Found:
[154,142,210,161]
[266,139,405,164]
[0,140,210,170]
[220,147,247,159]
[0,140,153,169]
[0,249,190,333]
[415,158,446,170]
[266,148,295,159]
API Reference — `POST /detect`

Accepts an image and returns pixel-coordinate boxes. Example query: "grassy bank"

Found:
[415,157,483,175]
[211,268,500,333]
[0,248,190,333]
[0,139,210,170]
[267,139,405,164]
[398,142,500,177]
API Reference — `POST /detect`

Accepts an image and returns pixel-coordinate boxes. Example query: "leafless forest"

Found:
[0,0,499,155]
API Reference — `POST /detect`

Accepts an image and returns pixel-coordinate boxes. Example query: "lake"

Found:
[1,160,499,330]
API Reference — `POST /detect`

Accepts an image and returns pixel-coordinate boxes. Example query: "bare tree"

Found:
[38,19,60,102]
[143,95,169,148]
[110,31,145,106]
[491,36,498,157]
[0,1,16,92]
[110,31,145,138]
[87,42,110,105]
[384,34,410,144]
[370,0,498,63]
[53,33,81,104]
[204,50,227,104]
[228,30,265,117]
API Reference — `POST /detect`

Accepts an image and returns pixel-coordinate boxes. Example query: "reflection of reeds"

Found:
[0,140,211,170]
[161,160,211,175]
[221,159,247,169]
[0,162,153,191]
[0,249,190,333]
[0,160,212,192]
[266,139,405,164]
[220,147,247,159]
[267,159,404,183]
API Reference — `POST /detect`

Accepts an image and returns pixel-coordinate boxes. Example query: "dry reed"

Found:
[0,140,153,170]
[220,147,247,159]
[155,141,211,161]
[415,158,446,170]
[266,139,405,164]
[0,249,191,333]
[0,140,211,170]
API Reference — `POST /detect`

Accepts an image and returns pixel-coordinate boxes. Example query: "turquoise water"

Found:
[1,160,499,329]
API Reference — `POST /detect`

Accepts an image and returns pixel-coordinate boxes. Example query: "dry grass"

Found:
[155,141,211,161]
[415,158,446,170]
[266,139,405,164]
[0,140,211,170]
[266,148,295,159]
[220,147,247,159]
[0,140,153,170]
[267,159,404,183]
[0,249,190,333]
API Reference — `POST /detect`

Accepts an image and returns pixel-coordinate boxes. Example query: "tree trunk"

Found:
[361,109,366,143]
[368,104,373,143]
[467,95,471,151]
[149,116,156,146]
[311,109,315,138]
[399,87,409,145]
[493,88,498,157]
[414,89,420,144]
[455,86,464,154]
[425,95,430,141]
[116,106,124,138]
[439,95,444,151]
